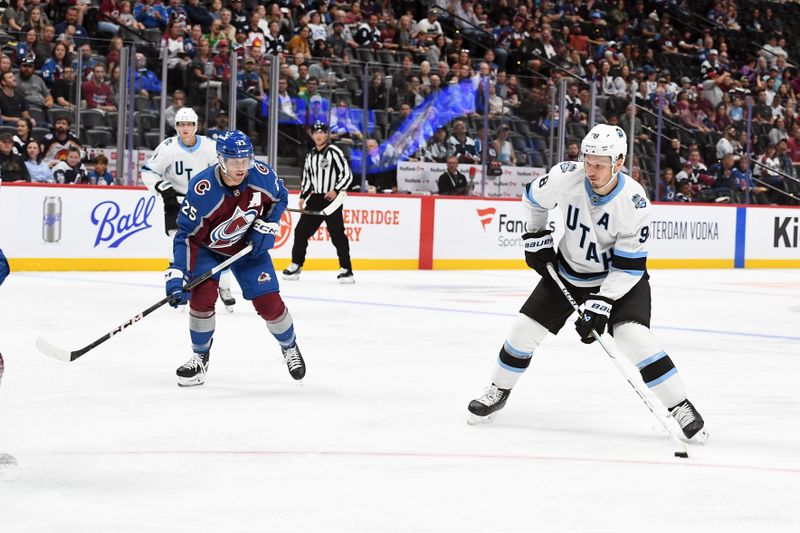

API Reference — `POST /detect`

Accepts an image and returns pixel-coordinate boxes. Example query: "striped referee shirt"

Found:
[300,143,353,199]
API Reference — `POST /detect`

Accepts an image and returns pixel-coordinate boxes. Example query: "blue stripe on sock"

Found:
[190,329,214,353]
[636,351,667,369]
[645,367,677,387]
[503,341,532,359]
[272,325,296,348]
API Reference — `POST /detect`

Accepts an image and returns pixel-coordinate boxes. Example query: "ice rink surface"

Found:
[0,268,798,532]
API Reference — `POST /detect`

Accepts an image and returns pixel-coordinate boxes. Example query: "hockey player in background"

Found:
[467,124,707,443]
[142,106,238,311]
[165,130,306,387]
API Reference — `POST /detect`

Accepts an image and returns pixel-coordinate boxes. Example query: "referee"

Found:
[283,121,355,284]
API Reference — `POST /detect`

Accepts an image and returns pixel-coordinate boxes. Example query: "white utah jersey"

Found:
[523,161,652,301]
[141,135,218,195]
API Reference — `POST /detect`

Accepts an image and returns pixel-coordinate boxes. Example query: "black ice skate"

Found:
[218,286,236,313]
[336,268,355,284]
[282,263,302,281]
[467,384,511,424]
[669,399,708,443]
[176,352,210,387]
[282,343,306,380]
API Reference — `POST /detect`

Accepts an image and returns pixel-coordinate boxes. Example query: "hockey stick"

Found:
[286,191,347,216]
[36,243,254,363]
[545,263,690,456]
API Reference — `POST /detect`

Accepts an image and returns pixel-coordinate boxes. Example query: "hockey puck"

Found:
[674,451,689,458]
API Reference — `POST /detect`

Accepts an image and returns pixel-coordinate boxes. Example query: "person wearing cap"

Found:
[236,55,264,139]
[228,0,249,32]
[700,48,720,77]
[17,56,53,110]
[205,109,229,140]
[283,120,355,284]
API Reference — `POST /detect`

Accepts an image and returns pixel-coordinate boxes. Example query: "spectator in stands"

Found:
[309,50,339,88]
[716,125,737,160]
[133,53,161,100]
[564,141,580,162]
[424,125,452,163]
[387,102,411,136]
[134,0,168,31]
[88,154,113,185]
[190,39,222,101]
[43,116,81,165]
[49,65,78,112]
[17,57,52,112]
[448,120,480,164]
[658,167,679,201]
[437,155,469,196]
[55,6,88,46]
[0,71,33,126]
[287,26,312,57]
[185,0,213,33]
[769,117,789,147]
[327,20,357,62]
[119,0,145,31]
[41,42,71,88]
[709,152,741,202]
[675,179,694,202]
[82,65,116,112]
[2,0,27,33]
[53,145,89,184]
[759,143,786,202]
[359,138,396,193]
[493,125,516,167]
[24,140,53,183]
[202,109,228,141]
[0,132,29,182]
[329,100,363,145]
[13,117,34,154]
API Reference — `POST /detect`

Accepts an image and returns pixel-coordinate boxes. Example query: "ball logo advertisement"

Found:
[91,196,156,248]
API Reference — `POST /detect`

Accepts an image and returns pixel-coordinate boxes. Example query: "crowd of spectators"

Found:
[0,0,796,203]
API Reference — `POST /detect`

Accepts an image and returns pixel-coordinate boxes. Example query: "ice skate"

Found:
[336,268,355,284]
[669,399,708,444]
[282,263,302,281]
[218,286,236,313]
[467,384,511,424]
[282,343,306,380]
[176,352,210,387]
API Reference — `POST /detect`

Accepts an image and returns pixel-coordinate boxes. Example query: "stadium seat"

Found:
[85,129,114,147]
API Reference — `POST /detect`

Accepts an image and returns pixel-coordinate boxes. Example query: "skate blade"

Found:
[223,303,235,313]
[682,429,710,445]
[177,377,206,387]
[338,277,355,285]
[467,412,494,425]
[282,274,300,281]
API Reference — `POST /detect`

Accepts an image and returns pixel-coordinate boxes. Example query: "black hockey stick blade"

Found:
[287,191,347,216]
[36,244,253,363]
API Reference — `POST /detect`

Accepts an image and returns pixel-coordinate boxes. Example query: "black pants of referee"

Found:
[291,193,352,270]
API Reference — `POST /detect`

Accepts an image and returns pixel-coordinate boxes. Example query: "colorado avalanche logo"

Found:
[194,179,211,196]
[208,206,258,248]
[632,193,647,209]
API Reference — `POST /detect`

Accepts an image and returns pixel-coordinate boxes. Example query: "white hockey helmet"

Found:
[175,107,198,136]
[581,124,627,168]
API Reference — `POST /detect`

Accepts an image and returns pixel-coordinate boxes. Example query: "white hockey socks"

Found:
[491,314,549,390]
[613,322,687,409]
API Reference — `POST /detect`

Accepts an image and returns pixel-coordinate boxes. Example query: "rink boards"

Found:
[1,182,798,270]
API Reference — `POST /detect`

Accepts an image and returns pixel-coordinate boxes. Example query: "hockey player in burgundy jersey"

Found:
[165,130,306,386]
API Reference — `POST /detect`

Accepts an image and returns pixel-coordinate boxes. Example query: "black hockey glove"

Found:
[156,180,180,234]
[574,296,614,344]
[522,230,556,277]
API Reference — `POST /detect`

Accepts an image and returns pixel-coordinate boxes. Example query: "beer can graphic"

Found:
[42,196,62,243]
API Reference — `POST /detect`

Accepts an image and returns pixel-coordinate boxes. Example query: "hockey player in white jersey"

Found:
[141,107,237,311]
[467,124,707,443]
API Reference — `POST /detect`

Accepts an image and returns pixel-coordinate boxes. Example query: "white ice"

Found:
[1,268,799,532]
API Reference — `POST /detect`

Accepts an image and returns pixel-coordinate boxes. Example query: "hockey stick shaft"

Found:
[545,264,687,450]
[37,244,253,362]
[286,191,347,216]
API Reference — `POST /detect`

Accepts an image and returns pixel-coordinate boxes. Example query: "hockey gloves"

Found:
[248,219,280,257]
[165,267,189,307]
[156,181,180,234]
[575,296,614,344]
[522,230,556,277]
[0,248,9,286]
